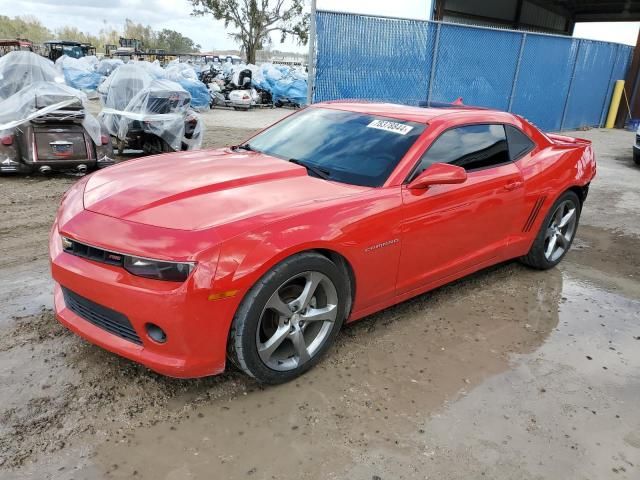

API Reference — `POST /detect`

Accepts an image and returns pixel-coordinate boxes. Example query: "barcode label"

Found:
[367,119,414,135]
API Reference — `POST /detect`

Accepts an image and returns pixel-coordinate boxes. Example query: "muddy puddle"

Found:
[5,251,638,479]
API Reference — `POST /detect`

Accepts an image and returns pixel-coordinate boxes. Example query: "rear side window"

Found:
[411,124,510,177]
[506,125,535,161]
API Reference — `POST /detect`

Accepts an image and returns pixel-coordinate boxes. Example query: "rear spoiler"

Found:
[418,97,487,110]
[546,133,592,148]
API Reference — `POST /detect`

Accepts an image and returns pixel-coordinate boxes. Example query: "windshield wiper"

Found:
[232,143,254,152]
[289,159,331,180]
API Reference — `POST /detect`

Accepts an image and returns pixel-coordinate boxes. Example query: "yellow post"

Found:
[605,80,625,128]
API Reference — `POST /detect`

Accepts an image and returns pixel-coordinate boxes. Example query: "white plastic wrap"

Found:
[98,63,154,108]
[55,55,97,73]
[165,62,199,82]
[134,60,167,80]
[0,51,64,100]
[0,81,102,145]
[99,65,203,151]
[96,58,123,76]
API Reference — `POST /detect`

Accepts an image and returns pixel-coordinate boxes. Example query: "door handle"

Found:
[504,180,524,191]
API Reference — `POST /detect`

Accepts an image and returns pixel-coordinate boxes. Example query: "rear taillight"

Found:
[100,135,110,145]
[242,94,250,100]
[1,135,13,146]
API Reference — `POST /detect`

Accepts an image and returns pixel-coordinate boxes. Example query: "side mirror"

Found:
[408,163,467,190]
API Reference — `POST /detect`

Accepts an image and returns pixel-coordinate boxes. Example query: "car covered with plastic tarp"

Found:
[98,64,203,154]
[0,51,114,174]
[164,62,211,110]
[96,58,123,76]
[56,55,104,92]
[0,50,63,99]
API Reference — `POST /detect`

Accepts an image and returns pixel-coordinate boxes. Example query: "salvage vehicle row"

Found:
[0,51,202,173]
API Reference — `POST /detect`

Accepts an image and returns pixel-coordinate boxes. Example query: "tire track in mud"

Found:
[0,259,566,471]
[0,310,252,469]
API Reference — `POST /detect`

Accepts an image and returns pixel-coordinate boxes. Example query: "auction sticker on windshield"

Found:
[367,119,414,135]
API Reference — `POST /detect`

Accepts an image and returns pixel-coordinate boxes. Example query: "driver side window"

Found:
[412,124,510,179]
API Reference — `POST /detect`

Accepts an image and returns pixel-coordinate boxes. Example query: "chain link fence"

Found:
[313,10,633,131]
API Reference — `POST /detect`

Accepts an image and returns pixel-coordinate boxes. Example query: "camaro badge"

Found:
[365,238,399,252]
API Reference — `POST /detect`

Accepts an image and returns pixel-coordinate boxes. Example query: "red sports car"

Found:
[50,102,596,384]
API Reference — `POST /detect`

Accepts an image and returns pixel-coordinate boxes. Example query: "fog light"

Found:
[145,323,167,343]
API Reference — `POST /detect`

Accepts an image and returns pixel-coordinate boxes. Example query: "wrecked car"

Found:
[98,64,203,155]
[0,51,114,174]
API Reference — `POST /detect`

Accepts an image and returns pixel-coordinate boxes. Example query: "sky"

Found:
[0,0,638,52]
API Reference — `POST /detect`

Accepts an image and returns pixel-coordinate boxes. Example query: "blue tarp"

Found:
[253,63,308,105]
[175,78,210,109]
[56,55,104,92]
[164,62,210,109]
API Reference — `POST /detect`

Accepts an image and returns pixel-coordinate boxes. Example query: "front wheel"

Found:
[228,252,349,384]
[520,190,581,270]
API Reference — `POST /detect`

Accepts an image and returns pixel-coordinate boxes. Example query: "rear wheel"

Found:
[520,191,581,269]
[228,252,349,384]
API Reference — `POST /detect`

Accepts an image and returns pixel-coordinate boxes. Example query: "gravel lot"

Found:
[0,108,638,479]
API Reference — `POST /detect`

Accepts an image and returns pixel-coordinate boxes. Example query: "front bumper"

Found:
[50,225,237,378]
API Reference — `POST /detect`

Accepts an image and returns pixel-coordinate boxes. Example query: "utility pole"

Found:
[307,0,317,105]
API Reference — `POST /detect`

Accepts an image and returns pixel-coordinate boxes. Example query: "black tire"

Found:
[520,190,581,270]
[634,150,640,166]
[228,252,350,384]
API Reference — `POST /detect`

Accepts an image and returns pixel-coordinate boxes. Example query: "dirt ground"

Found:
[0,108,638,479]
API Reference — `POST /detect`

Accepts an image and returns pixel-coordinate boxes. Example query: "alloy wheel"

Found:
[544,199,578,262]
[256,271,338,371]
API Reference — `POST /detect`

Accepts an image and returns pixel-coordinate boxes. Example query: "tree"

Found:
[0,14,200,56]
[156,29,200,53]
[190,0,309,64]
[0,15,52,44]
[56,26,101,48]
[123,19,155,49]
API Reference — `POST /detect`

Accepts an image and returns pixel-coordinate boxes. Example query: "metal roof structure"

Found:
[432,0,640,35]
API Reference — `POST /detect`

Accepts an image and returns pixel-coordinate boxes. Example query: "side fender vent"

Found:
[523,196,546,232]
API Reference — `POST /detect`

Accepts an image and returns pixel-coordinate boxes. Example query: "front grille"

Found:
[63,238,124,267]
[62,287,142,345]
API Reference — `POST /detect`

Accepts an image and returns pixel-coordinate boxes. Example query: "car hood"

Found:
[83,149,366,231]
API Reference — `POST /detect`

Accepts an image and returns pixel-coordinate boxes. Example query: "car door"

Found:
[396,124,525,295]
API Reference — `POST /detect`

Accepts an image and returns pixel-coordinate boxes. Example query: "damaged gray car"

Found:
[0,51,114,174]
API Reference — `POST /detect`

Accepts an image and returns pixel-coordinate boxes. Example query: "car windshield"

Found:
[245,107,426,187]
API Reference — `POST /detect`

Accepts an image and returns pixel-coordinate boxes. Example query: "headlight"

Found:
[124,256,195,282]
[62,236,195,282]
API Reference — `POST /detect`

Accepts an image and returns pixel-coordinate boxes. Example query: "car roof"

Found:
[44,40,82,46]
[314,101,519,125]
